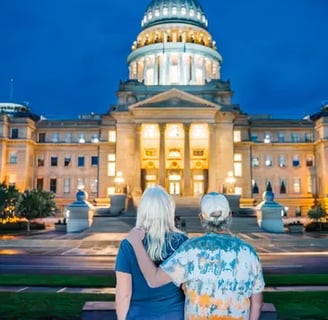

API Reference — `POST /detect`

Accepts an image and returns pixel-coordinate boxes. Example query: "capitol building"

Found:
[1,0,327,215]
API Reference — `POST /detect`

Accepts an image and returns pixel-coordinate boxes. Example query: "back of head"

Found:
[136,185,177,261]
[200,192,231,232]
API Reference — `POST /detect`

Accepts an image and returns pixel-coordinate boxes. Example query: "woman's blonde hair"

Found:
[136,185,180,262]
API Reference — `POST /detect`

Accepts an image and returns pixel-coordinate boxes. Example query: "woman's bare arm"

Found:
[127,228,172,287]
[115,271,132,320]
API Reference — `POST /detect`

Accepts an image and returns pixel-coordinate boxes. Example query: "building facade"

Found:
[1,0,327,215]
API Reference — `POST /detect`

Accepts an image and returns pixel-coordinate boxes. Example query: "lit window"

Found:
[108,130,116,142]
[90,179,98,194]
[181,7,186,15]
[77,178,85,190]
[63,178,71,194]
[163,7,168,15]
[189,9,194,16]
[172,6,177,14]
[234,162,242,177]
[191,124,207,139]
[155,9,160,16]
[108,154,116,161]
[107,153,116,176]
[293,178,301,193]
[234,153,242,177]
[234,153,242,161]
[168,148,181,158]
[233,130,241,142]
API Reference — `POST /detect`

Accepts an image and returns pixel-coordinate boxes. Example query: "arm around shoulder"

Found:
[127,228,172,287]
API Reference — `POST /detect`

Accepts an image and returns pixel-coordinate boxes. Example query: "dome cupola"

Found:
[142,0,208,30]
[127,0,222,87]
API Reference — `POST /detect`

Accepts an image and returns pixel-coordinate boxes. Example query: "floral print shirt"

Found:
[160,233,265,320]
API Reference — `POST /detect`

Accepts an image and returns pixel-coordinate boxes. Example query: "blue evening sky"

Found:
[0,0,327,119]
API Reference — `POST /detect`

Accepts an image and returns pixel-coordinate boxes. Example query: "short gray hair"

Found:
[200,213,232,233]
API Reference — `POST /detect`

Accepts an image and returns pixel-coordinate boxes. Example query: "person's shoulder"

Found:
[168,231,188,246]
[234,237,259,254]
[119,238,133,251]
[177,234,206,249]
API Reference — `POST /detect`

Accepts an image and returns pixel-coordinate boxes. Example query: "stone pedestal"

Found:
[66,190,94,233]
[109,194,127,215]
[224,194,241,214]
[257,191,284,233]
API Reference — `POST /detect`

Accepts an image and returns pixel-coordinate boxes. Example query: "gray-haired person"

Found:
[127,192,265,320]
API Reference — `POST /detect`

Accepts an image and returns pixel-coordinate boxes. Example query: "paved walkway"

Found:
[1,213,328,295]
[1,215,328,256]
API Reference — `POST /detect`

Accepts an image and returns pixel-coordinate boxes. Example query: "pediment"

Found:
[128,88,220,110]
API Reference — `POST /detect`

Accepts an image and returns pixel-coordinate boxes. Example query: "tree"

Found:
[16,189,57,231]
[0,182,20,222]
[307,201,327,231]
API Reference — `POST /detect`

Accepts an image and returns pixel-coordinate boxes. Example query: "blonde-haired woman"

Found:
[115,185,188,320]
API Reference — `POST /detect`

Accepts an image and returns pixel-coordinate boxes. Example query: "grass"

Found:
[0,292,113,320]
[1,274,328,319]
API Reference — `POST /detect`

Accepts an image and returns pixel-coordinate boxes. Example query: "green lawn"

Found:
[0,274,328,319]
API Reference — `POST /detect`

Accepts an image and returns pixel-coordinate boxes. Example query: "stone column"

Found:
[133,123,142,196]
[183,123,191,196]
[208,123,216,192]
[159,123,166,187]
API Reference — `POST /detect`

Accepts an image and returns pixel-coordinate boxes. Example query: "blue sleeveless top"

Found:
[115,232,188,319]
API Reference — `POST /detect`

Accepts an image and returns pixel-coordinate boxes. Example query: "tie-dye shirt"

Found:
[160,233,265,320]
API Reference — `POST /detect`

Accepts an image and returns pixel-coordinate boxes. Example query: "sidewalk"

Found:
[1,215,328,295]
[1,216,328,255]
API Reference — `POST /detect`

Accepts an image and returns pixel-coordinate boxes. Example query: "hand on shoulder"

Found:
[127,227,146,245]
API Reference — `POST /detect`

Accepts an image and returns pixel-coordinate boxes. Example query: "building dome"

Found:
[127,0,221,87]
[142,0,208,30]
